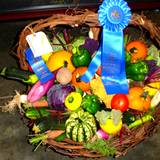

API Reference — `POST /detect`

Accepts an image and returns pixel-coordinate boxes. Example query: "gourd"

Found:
[65,109,97,142]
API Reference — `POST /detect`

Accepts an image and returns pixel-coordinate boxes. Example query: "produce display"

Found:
[1,0,160,158]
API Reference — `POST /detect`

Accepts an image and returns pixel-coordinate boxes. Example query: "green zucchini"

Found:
[32,117,66,133]
[25,107,51,120]
[0,67,38,84]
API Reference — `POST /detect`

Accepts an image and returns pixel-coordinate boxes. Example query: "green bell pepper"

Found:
[71,47,91,67]
[81,94,101,114]
[126,61,149,81]
[125,52,131,64]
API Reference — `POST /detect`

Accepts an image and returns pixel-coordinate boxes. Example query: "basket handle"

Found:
[17,11,160,70]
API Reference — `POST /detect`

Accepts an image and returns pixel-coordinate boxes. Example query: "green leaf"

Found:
[124,34,131,46]
[147,45,160,66]
[111,109,122,126]
[72,36,85,47]
[95,110,111,125]
[84,139,116,157]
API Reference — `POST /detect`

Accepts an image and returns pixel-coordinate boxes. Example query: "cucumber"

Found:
[25,107,51,120]
[0,67,37,84]
[33,117,66,133]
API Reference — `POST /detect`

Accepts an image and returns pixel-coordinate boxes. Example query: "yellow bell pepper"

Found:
[65,92,82,111]
[143,82,160,97]
[90,77,114,108]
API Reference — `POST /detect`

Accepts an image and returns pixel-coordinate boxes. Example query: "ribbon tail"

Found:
[25,48,54,84]
[101,29,128,94]
[80,48,101,83]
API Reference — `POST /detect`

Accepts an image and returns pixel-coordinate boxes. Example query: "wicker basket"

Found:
[16,10,160,158]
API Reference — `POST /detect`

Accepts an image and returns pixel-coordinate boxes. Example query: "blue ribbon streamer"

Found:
[81,0,131,94]
[101,30,128,94]
[25,48,54,84]
[80,48,101,82]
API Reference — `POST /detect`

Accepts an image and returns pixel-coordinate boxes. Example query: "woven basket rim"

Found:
[17,10,160,70]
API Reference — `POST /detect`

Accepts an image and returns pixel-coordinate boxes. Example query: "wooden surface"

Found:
[0,2,160,21]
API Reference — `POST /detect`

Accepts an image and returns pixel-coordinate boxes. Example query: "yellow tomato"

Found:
[47,50,75,72]
[128,87,151,112]
[100,119,122,135]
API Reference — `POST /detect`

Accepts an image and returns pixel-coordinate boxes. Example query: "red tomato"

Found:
[111,94,129,112]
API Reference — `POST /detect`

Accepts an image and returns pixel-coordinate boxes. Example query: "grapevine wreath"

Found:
[1,0,160,158]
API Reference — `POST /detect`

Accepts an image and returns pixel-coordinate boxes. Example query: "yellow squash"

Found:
[47,50,75,72]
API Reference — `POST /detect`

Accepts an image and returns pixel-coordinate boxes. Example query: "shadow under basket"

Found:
[16,10,160,158]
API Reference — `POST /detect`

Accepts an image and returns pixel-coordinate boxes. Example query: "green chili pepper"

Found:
[126,61,149,81]
[128,114,154,129]
[81,94,101,114]
[71,47,91,67]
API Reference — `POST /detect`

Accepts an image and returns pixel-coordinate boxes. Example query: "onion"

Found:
[96,129,109,140]
[56,67,72,85]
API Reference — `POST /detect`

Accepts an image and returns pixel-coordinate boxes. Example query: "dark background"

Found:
[0,0,98,13]
[0,1,160,160]
[0,0,160,21]
[0,0,159,13]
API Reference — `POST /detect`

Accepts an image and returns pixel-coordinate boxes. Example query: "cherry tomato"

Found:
[111,94,129,112]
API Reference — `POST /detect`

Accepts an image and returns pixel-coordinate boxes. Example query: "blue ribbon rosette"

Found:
[81,0,131,94]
